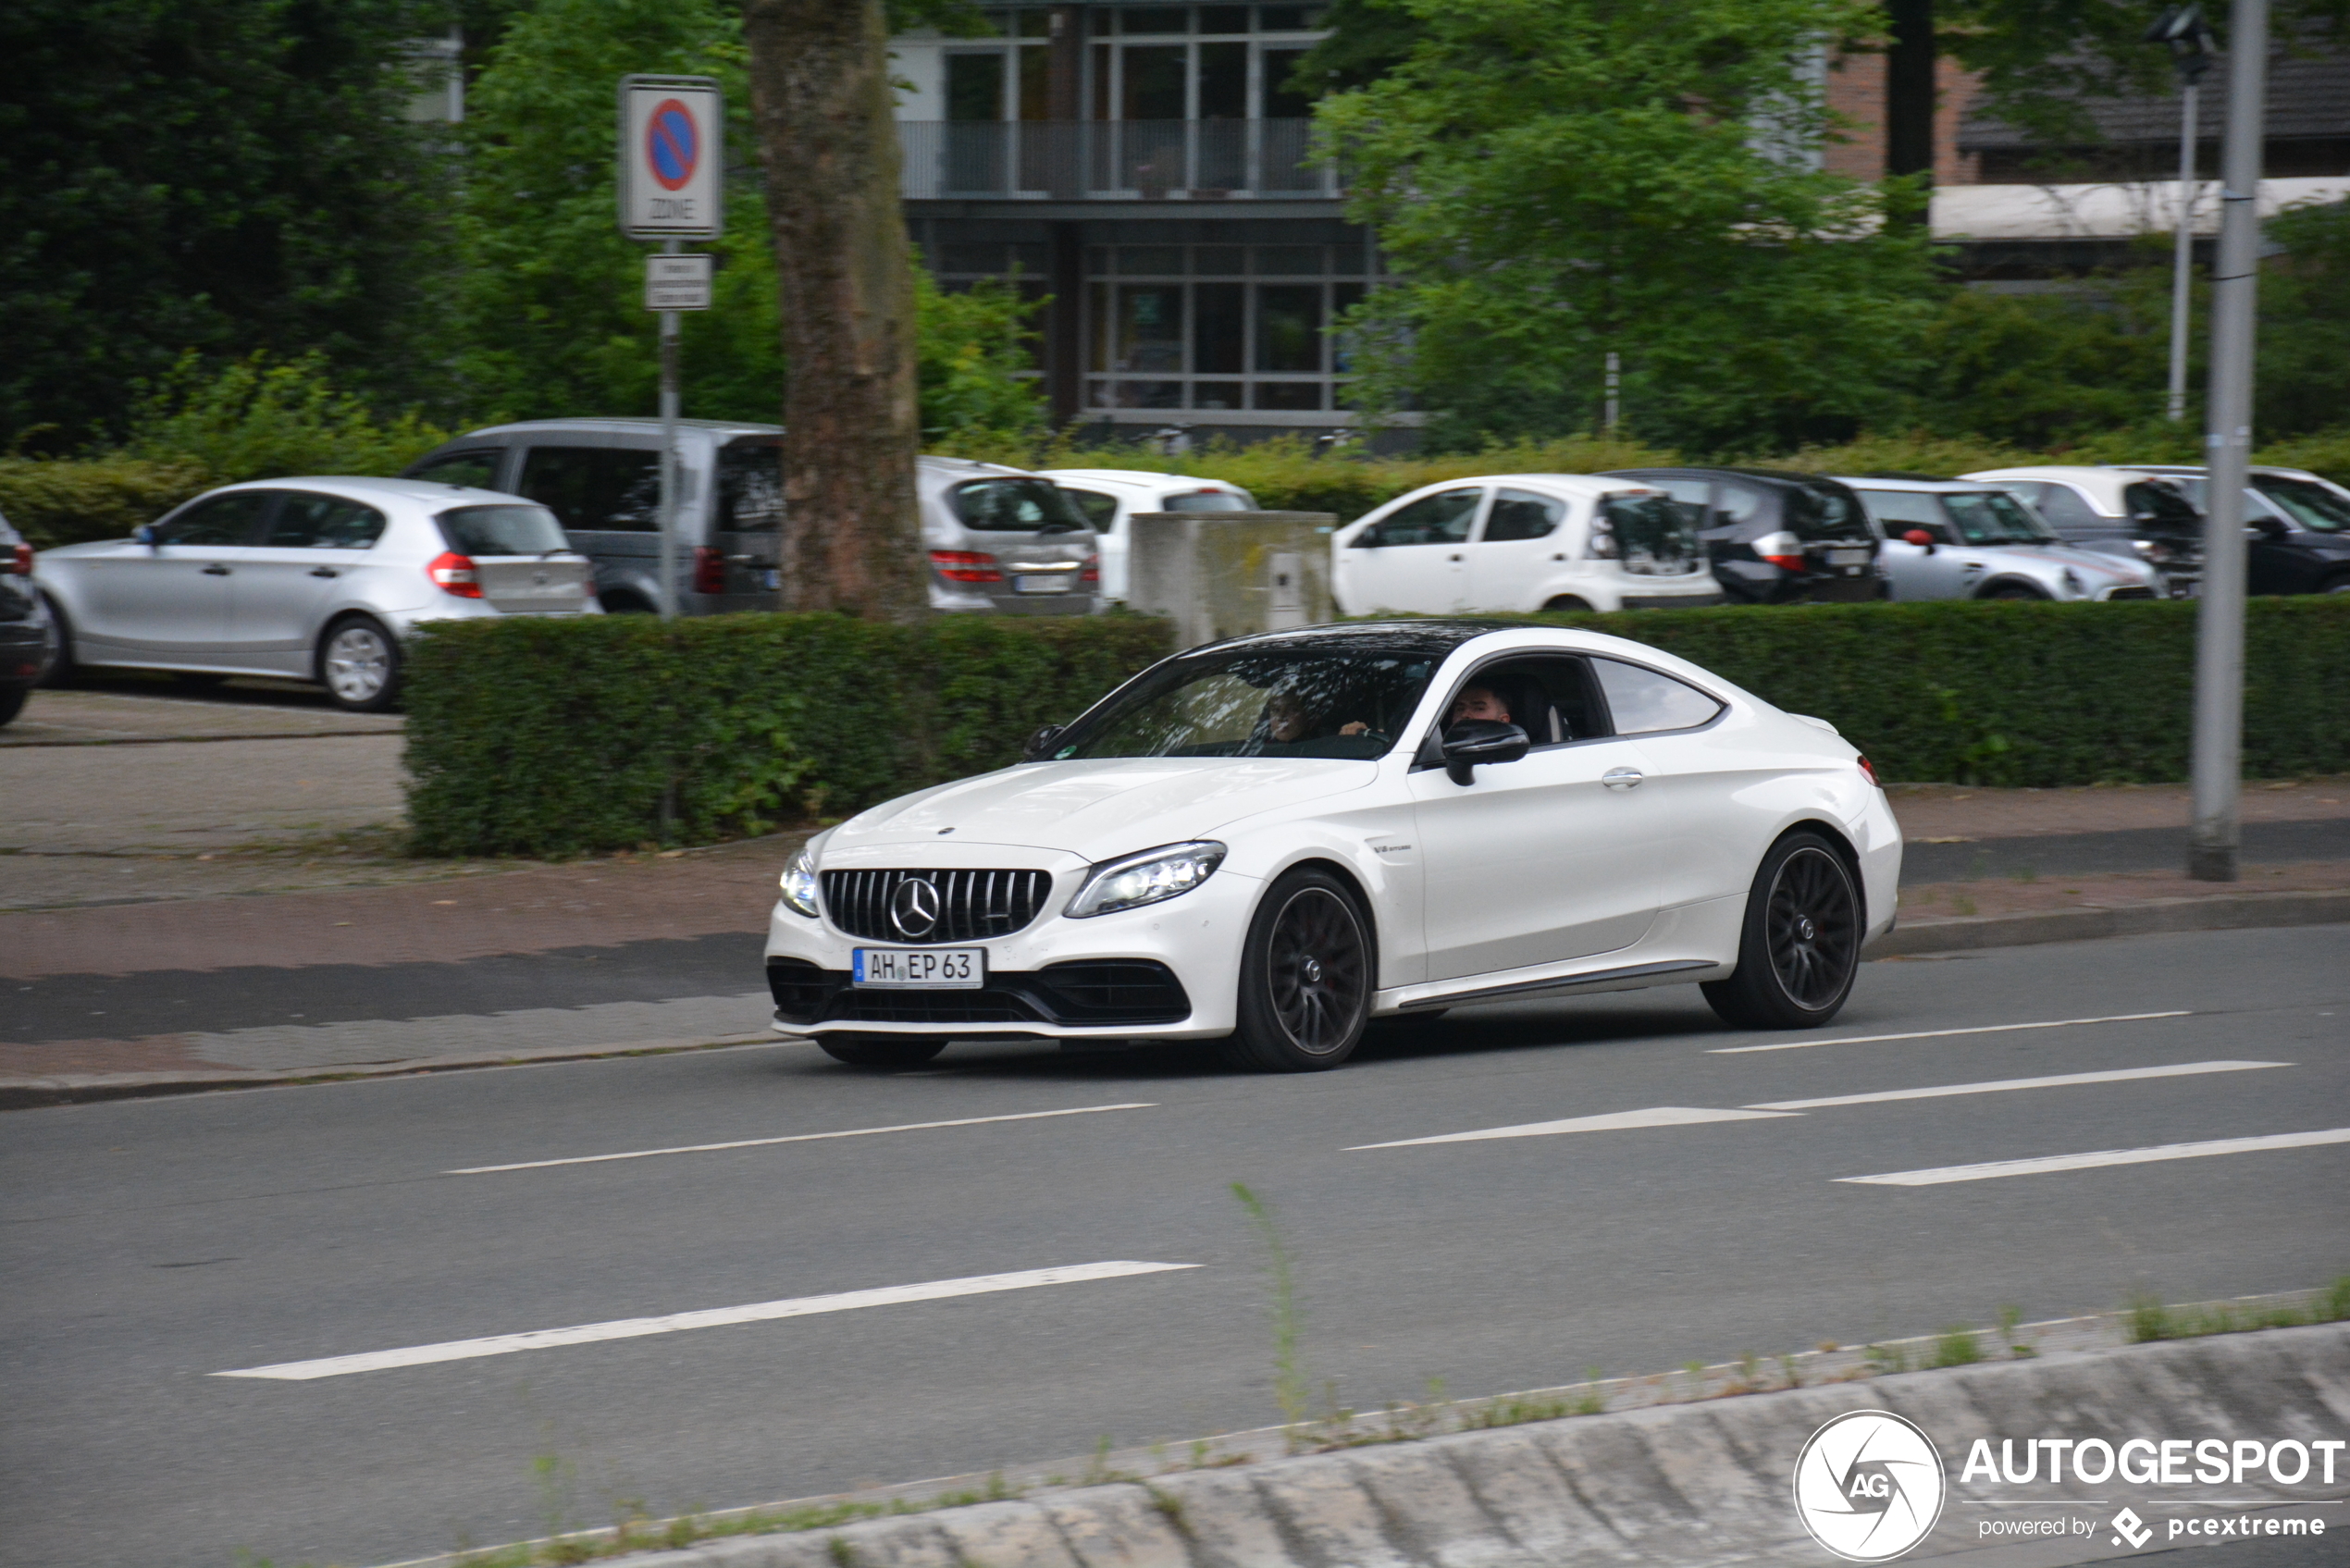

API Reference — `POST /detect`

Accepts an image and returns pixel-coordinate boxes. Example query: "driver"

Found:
[1447,684,1512,727]
[1263,691,1370,746]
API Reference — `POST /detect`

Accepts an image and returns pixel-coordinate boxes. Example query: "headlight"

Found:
[778,846,821,919]
[1065,841,1227,920]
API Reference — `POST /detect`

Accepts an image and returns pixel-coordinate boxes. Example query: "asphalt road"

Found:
[4,925,2345,1568]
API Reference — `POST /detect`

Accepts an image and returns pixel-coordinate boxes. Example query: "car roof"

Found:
[452,417,785,438]
[204,476,528,507]
[1834,476,2010,494]
[918,454,1051,480]
[1449,473,1665,498]
[1038,469,1245,489]
[1599,466,1838,488]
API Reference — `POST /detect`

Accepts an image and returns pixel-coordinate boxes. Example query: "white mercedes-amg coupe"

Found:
[766,622,1902,1071]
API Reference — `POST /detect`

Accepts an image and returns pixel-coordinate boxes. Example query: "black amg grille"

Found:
[822,869,1053,944]
[766,958,1191,1029]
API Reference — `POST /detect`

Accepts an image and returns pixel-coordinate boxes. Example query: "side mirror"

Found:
[1440,720,1529,784]
[132,525,159,548]
[2251,516,2289,539]
[1901,528,1937,553]
[1022,723,1066,761]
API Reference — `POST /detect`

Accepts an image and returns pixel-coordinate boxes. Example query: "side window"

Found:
[266,494,387,549]
[1449,656,1602,746]
[715,443,785,532]
[1856,489,1948,536]
[1064,489,1121,529]
[515,446,661,533]
[408,449,503,490]
[157,491,272,547]
[1712,481,1769,529]
[1482,488,1564,542]
[2018,483,2101,531]
[1592,658,1724,735]
[1364,488,1481,547]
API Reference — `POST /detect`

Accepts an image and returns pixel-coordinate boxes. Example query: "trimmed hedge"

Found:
[402,598,2350,858]
[1523,596,2350,788]
[402,612,1175,857]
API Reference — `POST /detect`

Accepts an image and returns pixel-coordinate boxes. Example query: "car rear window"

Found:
[438,504,571,557]
[2123,480,2201,533]
[952,478,1089,531]
[1786,484,1872,543]
[716,441,784,532]
[1163,488,1253,512]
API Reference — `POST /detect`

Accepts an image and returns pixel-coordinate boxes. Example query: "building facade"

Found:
[890,4,1379,444]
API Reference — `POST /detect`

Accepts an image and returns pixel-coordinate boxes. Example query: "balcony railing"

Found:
[897,119,1339,201]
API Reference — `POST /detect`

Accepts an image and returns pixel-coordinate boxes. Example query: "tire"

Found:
[1542,596,1593,612]
[2323,575,2350,596]
[1701,830,1863,1031]
[317,615,402,712]
[37,598,75,686]
[1982,584,2042,601]
[1220,869,1374,1072]
[816,1033,948,1068]
[0,685,26,728]
[603,594,654,614]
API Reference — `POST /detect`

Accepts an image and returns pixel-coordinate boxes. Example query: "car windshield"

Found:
[952,478,1088,532]
[1052,649,1439,761]
[2254,476,2350,533]
[438,504,571,556]
[1599,493,1704,574]
[1943,491,2057,545]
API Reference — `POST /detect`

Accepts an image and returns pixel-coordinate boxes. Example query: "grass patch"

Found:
[2126,1276,2350,1342]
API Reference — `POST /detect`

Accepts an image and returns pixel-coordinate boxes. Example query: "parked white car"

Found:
[1959,464,2205,596]
[1331,475,1725,616]
[1838,478,2163,601]
[34,477,599,710]
[1035,469,1257,602]
[766,621,1899,1071]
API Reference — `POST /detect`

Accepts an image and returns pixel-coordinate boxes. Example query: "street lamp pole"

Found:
[2186,0,2267,883]
[2148,6,2217,426]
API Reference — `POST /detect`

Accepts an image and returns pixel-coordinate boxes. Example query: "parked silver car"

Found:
[1958,464,2205,595]
[403,420,1098,616]
[33,477,598,710]
[1839,478,2164,602]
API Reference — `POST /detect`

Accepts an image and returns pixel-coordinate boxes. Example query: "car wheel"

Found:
[1221,869,1373,1072]
[37,598,75,686]
[2324,574,2350,595]
[816,1033,948,1068]
[603,594,654,614]
[1542,596,1592,612]
[1982,585,2042,600]
[317,615,402,712]
[1701,830,1862,1031]
[0,685,27,728]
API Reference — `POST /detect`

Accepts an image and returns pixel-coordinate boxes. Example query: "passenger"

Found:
[1447,684,1513,727]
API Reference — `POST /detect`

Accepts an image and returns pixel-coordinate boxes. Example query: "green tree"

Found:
[1317,0,1942,454]
[0,0,456,450]
[2257,199,2350,439]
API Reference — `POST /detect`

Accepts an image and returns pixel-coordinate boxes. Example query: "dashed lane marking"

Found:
[1347,1105,1799,1151]
[1747,1059,2290,1111]
[1708,1011,2192,1055]
[213,1262,1201,1380]
[1837,1128,2350,1187]
[445,1103,1157,1175]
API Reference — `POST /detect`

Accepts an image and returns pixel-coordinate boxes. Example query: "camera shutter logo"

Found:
[1793,1410,1948,1562]
[890,878,942,939]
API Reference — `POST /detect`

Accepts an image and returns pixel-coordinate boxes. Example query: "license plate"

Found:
[852,947,985,989]
[1013,574,1070,595]
[1827,548,1872,567]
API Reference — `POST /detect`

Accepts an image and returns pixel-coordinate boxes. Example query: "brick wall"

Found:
[1823,50,1985,185]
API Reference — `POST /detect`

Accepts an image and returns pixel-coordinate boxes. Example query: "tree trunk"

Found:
[741,0,927,621]
[1885,0,1937,216]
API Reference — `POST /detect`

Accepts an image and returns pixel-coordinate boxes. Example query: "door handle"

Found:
[201,563,230,575]
[1602,766,1644,789]
[1448,553,1463,562]
[309,567,339,578]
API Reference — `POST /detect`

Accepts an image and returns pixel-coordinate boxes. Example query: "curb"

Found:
[0,1032,782,1111]
[1873,885,2350,956]
[430,1321,2350,1568]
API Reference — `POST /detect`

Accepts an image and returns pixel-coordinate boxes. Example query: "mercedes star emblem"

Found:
[890,878,942,939]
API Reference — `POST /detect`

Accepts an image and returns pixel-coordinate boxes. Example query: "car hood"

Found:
[825,757,1381,862]
[1982,543,2147,579]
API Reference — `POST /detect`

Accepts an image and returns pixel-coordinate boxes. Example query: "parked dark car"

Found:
[1598,468,1884,603]
[2126,465,2350,597]
[0,508,52,727]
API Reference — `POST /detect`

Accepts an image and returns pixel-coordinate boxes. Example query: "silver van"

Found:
[403,420,1096,616]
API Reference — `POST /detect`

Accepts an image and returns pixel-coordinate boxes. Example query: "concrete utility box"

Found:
[1127,511,1340,649]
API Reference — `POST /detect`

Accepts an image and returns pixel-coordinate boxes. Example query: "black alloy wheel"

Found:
[817,1032,948,1068]
[1223,869,1372,1071]
[1703,830,1862,1031]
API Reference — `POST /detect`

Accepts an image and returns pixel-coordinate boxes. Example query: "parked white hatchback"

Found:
[34,477,598,710]
[1036,468,1258,602]
[767,621,1899,1071]
[1331,475,1725,616]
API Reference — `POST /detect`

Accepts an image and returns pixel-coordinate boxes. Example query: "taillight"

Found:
[1080,553,1100,584]
[692,546,727,596]
[1751,530,1806,572]
[931,549,1002,584]
[426,550,482,599]
[1856,754,1881,788]
[6,543,30,575]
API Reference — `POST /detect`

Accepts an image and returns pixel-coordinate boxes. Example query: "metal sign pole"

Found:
[2187,0,2268,883]
[2167,81,2199,423]
[658,237,681,622]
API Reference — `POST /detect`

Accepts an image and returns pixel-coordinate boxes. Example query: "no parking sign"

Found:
[618,75,723,239]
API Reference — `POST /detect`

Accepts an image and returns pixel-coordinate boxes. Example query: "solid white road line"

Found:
[1748,1059,2290,1112]
[1708,1011,2192,1056]
[214,1261,1200,1381]
[1838,1128,2350,1187]
[445,1103,1158,1175]
[1348,1105,1799,1151]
